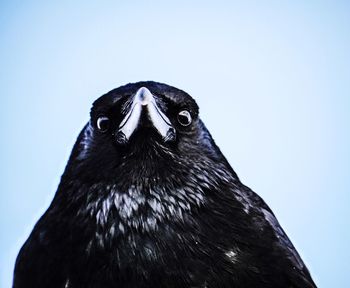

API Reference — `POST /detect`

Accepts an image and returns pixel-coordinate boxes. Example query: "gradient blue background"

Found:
[1,1,349,287]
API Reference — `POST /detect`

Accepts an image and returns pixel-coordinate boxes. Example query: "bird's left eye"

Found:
[96,116,110,132]
[177,110,192,126]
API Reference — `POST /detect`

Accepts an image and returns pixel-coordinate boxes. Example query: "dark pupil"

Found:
[98,118,109,131]
[178,114,190,125]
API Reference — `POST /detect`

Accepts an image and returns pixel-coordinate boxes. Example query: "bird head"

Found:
[65,81,233,185]
[92,81,197,151]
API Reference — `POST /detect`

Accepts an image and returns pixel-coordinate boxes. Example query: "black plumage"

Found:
[13,81,316,288]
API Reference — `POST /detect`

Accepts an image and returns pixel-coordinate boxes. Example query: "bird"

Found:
[13,81,316,288]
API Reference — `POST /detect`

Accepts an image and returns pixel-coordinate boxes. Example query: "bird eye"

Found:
[96,116,110,132]
[177,110,192,126]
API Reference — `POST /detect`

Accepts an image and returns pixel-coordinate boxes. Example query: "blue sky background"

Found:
[1,1,349,287]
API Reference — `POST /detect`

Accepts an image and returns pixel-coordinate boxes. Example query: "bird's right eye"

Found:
[96,116,110,132]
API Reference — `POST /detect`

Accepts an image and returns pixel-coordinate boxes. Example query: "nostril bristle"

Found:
[116,131,128,145]
[164,128,176,142]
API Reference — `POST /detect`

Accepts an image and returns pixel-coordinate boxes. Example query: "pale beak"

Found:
[116,87,176,144]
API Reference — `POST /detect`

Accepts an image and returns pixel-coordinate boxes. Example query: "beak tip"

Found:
[136,87,153,106]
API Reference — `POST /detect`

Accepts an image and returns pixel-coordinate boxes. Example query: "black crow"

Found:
[13,81,316,288]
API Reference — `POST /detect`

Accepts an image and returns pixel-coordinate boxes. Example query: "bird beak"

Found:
[116,87,176,144]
